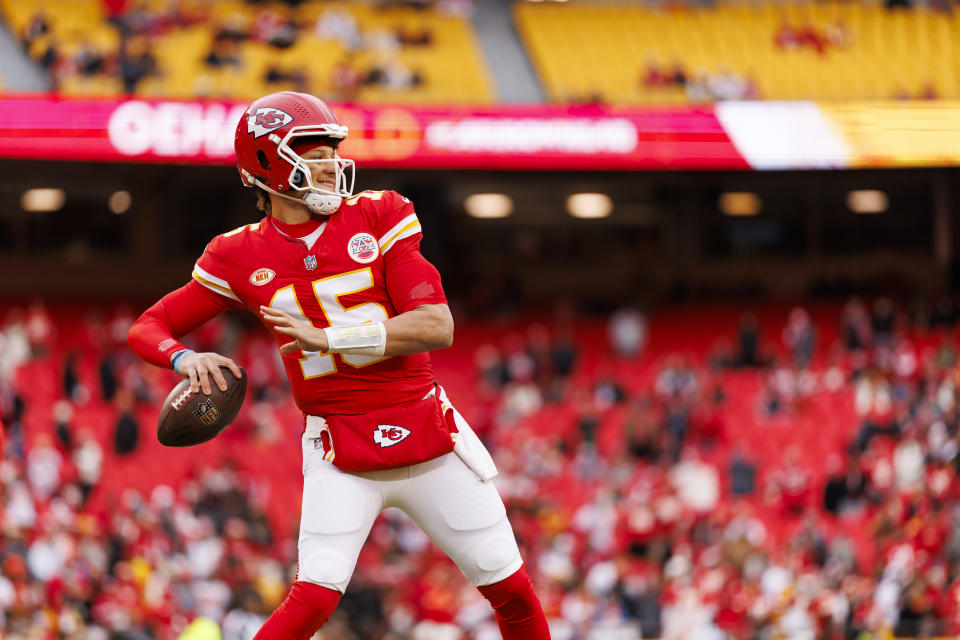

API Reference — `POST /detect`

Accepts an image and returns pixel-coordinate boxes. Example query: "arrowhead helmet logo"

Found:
[247,108,293,138]
[373,424,411,448]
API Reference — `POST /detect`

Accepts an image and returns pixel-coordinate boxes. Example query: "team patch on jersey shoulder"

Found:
[249,268,276,286]
[373,424,411,448]
[347,232,379,264]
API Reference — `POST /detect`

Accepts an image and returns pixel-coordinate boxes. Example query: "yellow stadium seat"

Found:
[0,0,492,102]
[515,0,960,103]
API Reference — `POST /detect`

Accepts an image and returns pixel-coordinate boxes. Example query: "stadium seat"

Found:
[0,0,494,102]
[514,1,960,102]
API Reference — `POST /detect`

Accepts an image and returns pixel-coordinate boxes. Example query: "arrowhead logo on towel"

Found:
[373,424,411,448]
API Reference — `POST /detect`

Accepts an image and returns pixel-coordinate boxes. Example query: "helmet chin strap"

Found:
[303,192,342,215]
[256,181,342,216]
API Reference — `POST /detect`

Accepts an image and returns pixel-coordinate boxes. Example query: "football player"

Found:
[128,92,550,640]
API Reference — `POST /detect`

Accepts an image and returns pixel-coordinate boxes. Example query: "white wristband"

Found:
[323,322,387,357]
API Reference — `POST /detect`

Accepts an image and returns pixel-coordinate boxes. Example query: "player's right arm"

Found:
[128,235,244,394]
[127,280,243,394]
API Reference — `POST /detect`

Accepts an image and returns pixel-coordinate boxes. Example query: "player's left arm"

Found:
[260,298,452,358]
[261,194,452,356]
[259,302,452,356]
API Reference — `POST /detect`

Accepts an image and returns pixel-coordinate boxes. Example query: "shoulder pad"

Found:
[344,190,389,207]
[221,221,263,239]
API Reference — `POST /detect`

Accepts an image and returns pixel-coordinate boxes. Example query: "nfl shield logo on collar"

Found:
[304,255,318,270]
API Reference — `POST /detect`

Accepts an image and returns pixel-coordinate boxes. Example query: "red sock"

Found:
[477,566,551,640]
[253,581,341,640]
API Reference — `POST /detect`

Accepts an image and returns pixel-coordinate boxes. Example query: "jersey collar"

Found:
[268,215,327,250]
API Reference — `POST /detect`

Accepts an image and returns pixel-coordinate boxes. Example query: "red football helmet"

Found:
[234,92,355,215]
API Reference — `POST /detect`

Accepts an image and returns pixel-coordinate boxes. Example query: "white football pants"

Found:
[297,405,522,593]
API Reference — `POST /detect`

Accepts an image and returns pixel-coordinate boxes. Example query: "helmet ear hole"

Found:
[290,169,305,187]
[256,150,271,171]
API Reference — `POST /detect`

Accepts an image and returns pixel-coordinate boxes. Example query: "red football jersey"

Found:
[192,190,447,416]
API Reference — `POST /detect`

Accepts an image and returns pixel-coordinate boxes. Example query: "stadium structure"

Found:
[1,0,960,639]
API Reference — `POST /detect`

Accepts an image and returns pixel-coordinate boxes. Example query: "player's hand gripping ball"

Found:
[157,366,247,446]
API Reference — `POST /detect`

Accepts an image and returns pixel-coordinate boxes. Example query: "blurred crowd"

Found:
[6,294,960,638]
[17,0,470,98]
[641,60,760,102]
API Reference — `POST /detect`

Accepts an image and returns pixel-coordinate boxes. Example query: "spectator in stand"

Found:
[475,343,507,392]
[393,23,433,47]
[251,9,297,49]
[204,36,242,69]
[929,293,958,327]
[525,324,555,396]
[825,18,853,49]
[893,426,925,492]
[53,399,74,452]
[920,81,940,100]
[2,309,32,378]
[314,7,362,50]
[330,57,363,101]
[774,20,802,50]
[75,40,107,77]
[842,296,873,352]
[783,306,815,368]
[641,59,687,92]
[21,12,50,52]
[729,448,756,496]
[216,14,250,43]
[118,35,157,93]
[705,66,751,100]
[670,446,719,515]
[734,312,762,367]
[768,447,811,516]
[113,388,140,455]
[0,380,25,456]
[222,587,268,639]
[623,396,661,461]
[63,351,84,403]
[551,327,578,382]
[797,24,828,56]
[872,297,897,344]
[775,20,830,55]
[362,58,424,91]
[656,356,699,402]
[264,66,308,92]
[27,433,63,501]
[642,59,669,88]
[73,429,104,505]
[25,301,54,358]
[99,350,119,402]
[853,367,895,450]
[592,368,626,412]
[656,356,700,458]
[823,453,867,516]
[607,306,647,358]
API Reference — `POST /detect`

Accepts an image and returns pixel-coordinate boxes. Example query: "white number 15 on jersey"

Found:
[269,267,389,378]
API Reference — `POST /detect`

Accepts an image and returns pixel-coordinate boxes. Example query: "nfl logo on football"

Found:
[348,233,379,264]
[193,399,221,426]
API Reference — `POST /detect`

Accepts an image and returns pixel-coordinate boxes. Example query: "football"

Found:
[157,366,247,447]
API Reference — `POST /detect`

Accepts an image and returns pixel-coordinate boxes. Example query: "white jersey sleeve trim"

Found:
[192,263,241,302]
[378,213,420,252]
[378,215,422,254]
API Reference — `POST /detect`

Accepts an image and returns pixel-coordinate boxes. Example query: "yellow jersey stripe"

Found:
[377,212,418,245]
[380,221,422,253]
[192,271,241,302]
